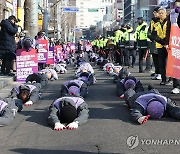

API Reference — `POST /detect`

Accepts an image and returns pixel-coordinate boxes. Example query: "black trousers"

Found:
[173,78,180,88]
[1,52,16,74]
[138,48,151,72]
[124,48,136,67]
[152,53,160,74]
[157,47,168,82]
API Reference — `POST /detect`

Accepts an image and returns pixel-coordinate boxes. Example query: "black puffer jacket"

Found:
[0,19,18,54]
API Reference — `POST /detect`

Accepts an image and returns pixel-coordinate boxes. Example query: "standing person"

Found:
[134,17,151,73]
[124,24,136,67]
[0,15,18,76]
[148,7,162,80]
[154,7,171,85]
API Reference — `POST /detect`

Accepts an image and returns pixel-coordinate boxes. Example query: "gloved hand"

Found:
[138,115,150,124]
[66,121,79,130]
[24,100,33,106]
[119,94,124,98]
[12,109,17,117]
[54,122,66,131]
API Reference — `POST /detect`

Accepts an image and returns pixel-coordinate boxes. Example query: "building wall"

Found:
[76,0,116,29]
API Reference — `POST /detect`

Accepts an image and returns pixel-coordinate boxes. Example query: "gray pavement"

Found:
[0,63,180,154]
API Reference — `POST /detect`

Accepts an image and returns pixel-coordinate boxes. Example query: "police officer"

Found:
[134,17,151,73]
[124,24,136,67]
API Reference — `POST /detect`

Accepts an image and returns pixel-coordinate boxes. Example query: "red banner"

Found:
[166,25,180,79]
[37,39,49,63]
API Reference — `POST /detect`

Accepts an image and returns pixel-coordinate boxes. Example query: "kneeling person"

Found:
[124,87,180,124]
[61,79,88,98]
[48,96,89,130]
[9,83,41,106]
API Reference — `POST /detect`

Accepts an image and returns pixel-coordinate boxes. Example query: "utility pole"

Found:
[0,0,5,21]
[30,0,38,37]
[24,0,31,35]
[24,0,38,37]
[42,0,49,36]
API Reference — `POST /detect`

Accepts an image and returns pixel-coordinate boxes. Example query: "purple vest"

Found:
[64,80,84,89]
[135,93,167,111]
[53,97,84,112]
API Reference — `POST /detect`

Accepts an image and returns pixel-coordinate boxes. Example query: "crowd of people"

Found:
[0,2,180,128]
[90,4,180,94]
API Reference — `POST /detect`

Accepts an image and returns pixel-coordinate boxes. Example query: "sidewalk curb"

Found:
[0,76,15,90]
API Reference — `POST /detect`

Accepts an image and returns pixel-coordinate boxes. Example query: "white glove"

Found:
[137,115,150,124]
[54,122,66,131]
[119,94,124,98]
[24,100,33,106]
[66,121,79,130]
[12,109,17,117]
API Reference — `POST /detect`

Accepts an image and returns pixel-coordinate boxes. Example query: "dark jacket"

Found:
[9,83,41,103]
[61,79,88,98]
[124,89,180,123]
[48,96,89,127]
[147,17,159,54]
[26,73,48,87]
[0,19,18,56]
[116,76,144,97]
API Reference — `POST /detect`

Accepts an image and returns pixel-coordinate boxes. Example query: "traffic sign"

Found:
[88,8,99,12]
[63,7,79,12]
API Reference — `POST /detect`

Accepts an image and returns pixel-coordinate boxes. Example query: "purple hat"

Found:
[147,101,164,119]
[68,86,80,95]
[124,79,136,90]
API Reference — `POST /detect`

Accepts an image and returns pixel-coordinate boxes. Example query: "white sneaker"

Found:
[171,88,180,94]
[151,74,157,80]
[156,74,162,80]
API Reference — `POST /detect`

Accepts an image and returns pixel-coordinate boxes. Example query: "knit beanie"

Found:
[124,79,136,90]
[68,86,80,96]
[147,101,164,119]
[60,105,77,123]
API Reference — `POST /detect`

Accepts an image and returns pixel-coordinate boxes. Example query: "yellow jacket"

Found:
[154,19,167,48]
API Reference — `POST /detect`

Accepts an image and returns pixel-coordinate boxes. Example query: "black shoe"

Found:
[144,69,151,73]
[160,81,166,85]
[0,72,5,76]
[148,84,155,90]
[6,73,15,76]
[139,70,144,73]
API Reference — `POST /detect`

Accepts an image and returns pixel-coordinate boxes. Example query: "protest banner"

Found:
[166,25,180,79]
[37,39,48,63]
[16,49,38,81]
[47,47,55,64]
[54,45,64,61]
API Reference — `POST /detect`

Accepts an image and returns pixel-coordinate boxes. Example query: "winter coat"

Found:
[125,89,180,123]
[0,19,18,57]
[116,76,144,97]
[48,96,89,127]
[61,79,88,98]
[10,83,41,104]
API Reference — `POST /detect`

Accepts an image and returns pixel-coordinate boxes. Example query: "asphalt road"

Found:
[0,62,180,154]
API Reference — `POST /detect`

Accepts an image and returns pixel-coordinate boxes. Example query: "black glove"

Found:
[155,37,166,45]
